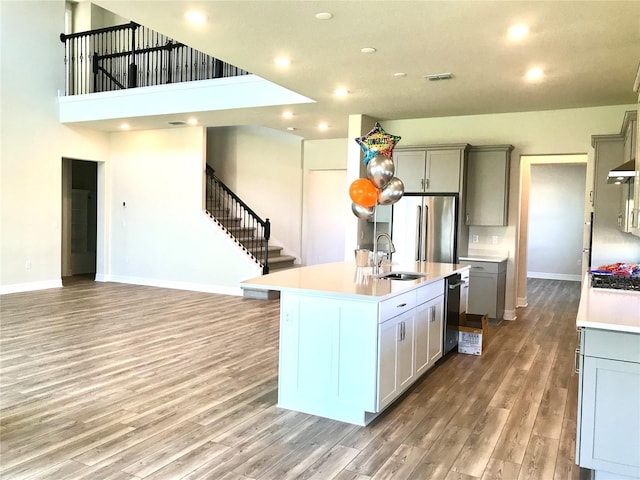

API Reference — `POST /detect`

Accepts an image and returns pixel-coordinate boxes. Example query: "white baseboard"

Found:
[527,272,582,282]
[503,309,517,321]
[0,279,63,295]
[97,274,243,296]
[517,297,528,308]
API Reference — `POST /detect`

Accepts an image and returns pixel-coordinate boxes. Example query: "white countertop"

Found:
[241,261,470,301]
[459,255,509,263]
[576,274,640,334]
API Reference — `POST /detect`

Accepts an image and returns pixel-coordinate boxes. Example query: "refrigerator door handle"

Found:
[416,206,422,261]
[422,204,428,262]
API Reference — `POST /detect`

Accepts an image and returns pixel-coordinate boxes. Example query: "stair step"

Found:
[217,217,243,227]
[226,226,256,236]
[267,255,296,272]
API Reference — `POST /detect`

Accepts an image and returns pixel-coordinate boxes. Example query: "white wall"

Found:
[527,163,586,281]
[0,0,110,293]
[106,127,260,294]
[207,126,303,261]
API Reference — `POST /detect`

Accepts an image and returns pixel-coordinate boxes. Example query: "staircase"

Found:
[205,167,296,275]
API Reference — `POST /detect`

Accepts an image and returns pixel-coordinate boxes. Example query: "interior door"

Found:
[305,169,347,265]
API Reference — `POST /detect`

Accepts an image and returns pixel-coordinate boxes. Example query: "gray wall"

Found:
[527,163,586,280]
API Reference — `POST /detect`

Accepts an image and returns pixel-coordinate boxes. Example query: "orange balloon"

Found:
[349,178,378,208]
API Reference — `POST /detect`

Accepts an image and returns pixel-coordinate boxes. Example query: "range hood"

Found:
[607,160,636,184]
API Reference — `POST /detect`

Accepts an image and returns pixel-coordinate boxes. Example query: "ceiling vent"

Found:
[425,73,453,81]
[168,121,187,126]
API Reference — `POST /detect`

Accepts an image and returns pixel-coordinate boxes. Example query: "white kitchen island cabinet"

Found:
[575,278,640,479]
[242,261,464,426]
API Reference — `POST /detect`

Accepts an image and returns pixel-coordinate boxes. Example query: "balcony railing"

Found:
[60,22,250,96]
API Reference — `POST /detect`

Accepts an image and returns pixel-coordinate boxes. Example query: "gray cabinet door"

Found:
[394,147,465,194]
[465,145,512,226]
[395,150,426,193]
[579,355,640,477]
[426,149,462,193]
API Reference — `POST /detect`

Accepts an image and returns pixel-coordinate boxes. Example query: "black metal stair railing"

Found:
[60,22,250,96]
[205,166,271,274]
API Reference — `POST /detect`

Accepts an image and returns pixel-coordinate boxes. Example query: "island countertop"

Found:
[241,261,470,300]
[576,274,640,334]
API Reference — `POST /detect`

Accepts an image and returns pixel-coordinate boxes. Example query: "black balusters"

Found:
[60,22,250,95]
[204,166,270,274]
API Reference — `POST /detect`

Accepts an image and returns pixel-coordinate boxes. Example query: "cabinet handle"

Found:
[397,303,407,308]
[425,178,430,189]
[421,178,425,190]
[465,213,470,224]
[589,190,593,205]
[574,348,580,374]
[430,306,436,322]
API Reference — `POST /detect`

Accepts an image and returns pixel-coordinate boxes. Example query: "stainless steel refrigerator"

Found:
[390,195,458,265]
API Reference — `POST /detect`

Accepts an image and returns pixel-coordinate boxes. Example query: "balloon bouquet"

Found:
[350,123,404,270]
[350,122,405,219]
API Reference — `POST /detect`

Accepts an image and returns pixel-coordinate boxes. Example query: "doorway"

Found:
[516,154,588,307]
[62,158,98,281]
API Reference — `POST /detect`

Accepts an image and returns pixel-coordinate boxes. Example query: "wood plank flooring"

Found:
[0,278,591,479]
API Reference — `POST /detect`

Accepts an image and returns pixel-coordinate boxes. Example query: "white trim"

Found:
[96,275,243,296]
[517,296,528,308]
[0,280,63,295]
[527,272,582,282]
[503,309,517,321]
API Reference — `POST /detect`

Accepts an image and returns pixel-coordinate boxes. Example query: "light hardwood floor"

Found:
[1,277,590,479]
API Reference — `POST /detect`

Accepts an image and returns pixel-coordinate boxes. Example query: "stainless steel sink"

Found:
[374,271,426,281]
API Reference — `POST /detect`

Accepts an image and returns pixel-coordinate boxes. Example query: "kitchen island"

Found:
[241,261,470,425]
[575,276,640,479]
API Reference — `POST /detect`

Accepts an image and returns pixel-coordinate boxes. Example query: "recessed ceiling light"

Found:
[393,72,407,77]
[275,57,291,67]
[526,67,544,81]
[318,122,329,131]
[508,24,529,40]
[287,127,296,131]
[334,88,349,97]
[361,47,376,54]
[315,12,333,20]
[185,10,207,25]
[282,111,293,119]
[120,122,130,130]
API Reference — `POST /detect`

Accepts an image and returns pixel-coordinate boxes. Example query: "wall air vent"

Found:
[424,72,453,81]
[168,121,187,126]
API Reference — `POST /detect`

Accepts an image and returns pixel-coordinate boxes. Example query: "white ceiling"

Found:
[93,0,640,140]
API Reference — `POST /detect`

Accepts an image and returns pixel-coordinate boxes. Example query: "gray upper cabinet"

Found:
[465,145,514,226]
[394,145,469,194]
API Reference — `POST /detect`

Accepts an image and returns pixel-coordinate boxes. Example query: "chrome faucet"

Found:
[374,233,396,273]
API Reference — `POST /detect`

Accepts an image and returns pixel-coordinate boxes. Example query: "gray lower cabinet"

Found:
[460,259,506,320]
[576,327,640,478]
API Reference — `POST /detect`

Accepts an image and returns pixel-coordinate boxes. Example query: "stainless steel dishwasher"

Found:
[444,273,462,354]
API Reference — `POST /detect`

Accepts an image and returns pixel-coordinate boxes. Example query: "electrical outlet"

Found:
[25,260,31,269]
[472,235,479,243]
[492,236,499,244]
